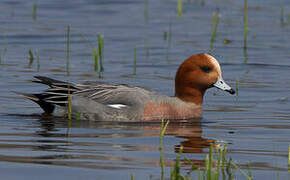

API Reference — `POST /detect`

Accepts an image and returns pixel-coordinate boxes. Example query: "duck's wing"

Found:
[73,81,156,105]
[21,76,155,114]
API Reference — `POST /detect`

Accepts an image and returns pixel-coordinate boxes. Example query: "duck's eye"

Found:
[201,66,212,73]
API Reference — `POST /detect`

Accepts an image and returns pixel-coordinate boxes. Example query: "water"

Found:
[0,0,290,179]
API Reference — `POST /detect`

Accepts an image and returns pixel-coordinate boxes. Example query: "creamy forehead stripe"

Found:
[204,54,222,77]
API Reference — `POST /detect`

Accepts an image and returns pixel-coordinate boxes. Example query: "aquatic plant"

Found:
[129,120,254,180]
[67,85,72,137]
[244,0,248,49]
[32,2,37,20]
[97,33,104,72]
[76,112,80,121]
[280,7,284,25]
[163,31,167,41]
[68,93,72,121]
[210,11,220,50]
[28,49,34,67]
[288,145,290,169]
[93,48,98,72]
[177,0,183,19]
[235,79,239,96]
[66,25,70,75]
[166,20,172,60]
[160,120,169,180]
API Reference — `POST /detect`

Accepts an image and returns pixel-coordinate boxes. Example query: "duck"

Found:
[20,53,235,122]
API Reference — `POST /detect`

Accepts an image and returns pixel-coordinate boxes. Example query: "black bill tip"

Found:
[226,89,235,95]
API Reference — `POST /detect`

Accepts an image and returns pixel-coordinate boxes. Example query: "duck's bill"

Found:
[213,78,235,95]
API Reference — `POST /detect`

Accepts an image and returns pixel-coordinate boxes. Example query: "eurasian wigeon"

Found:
[21,53,235,121]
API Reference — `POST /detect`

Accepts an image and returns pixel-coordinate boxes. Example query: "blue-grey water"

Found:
[0,0,290,179]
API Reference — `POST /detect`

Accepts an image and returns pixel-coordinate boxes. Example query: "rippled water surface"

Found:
[0,0,290,179]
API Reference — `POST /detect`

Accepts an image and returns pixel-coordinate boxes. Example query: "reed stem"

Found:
[244,0,248,49]
[177,0,183,19]
[66,25,70,75]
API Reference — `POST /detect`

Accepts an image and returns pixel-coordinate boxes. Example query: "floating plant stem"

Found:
[93,48,98,72]
[210,11,220,50]
[32,2,37,20]
[97,33,104,72]
[66,25,70,75]
[159,120,169,180]
[133,45,136,75]
[244,0,248,49]
[28,49,34,67]
[177,0,183,19]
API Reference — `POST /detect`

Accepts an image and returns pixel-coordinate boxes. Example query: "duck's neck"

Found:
[175,86,205,105]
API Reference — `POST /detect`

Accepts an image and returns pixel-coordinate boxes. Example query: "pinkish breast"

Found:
[142,101,202,121]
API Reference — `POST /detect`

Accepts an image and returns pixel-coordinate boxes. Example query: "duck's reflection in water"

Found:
[32,116,215,168]
[37,117,215,153]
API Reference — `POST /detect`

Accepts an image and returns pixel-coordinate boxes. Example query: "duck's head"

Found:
[175,53,235,104]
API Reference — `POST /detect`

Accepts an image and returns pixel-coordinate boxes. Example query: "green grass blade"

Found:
[32,2,37,20]
[97,33,104,72]
[210,11,220,51]
[93,48,98,72]
[177,0,182,19]
[243,0,248,49]
[28,49,34,67]
[160,120,169,180]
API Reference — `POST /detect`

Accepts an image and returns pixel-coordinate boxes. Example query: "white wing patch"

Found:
[107,104,127,109]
